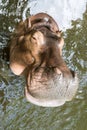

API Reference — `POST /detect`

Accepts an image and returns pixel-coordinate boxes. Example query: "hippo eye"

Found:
[31,36,37,44]
[32,36,36,40]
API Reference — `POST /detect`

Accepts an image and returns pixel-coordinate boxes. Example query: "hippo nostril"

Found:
[31,57,35,63]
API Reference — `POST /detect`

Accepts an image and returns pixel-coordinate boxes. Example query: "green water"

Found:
[0,1,87,130]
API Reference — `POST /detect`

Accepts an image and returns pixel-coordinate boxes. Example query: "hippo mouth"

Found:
[25,68,78,107]
[25,86,66,107]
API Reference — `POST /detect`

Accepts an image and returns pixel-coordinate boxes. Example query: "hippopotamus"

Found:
[9,13,78,107]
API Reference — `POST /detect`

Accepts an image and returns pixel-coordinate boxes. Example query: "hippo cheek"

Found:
[24,72,78,107]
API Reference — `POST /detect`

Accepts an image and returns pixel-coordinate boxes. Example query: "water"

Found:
[0,0,87,130]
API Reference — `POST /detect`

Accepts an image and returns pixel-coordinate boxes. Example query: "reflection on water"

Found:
[0,0,87,130]
[24,0,87,30]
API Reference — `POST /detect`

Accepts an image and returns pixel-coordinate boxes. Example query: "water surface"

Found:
[0,0,87,130]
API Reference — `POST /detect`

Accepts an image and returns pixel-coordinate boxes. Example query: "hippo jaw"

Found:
[25,68,78,107]
[25,87,66,107]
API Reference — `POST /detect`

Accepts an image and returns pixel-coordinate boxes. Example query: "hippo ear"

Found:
[13,18,31,36]
[58,37,64,55]
[56,31,64,55]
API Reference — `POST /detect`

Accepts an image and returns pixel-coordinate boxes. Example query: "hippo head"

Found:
[10,13,78,107]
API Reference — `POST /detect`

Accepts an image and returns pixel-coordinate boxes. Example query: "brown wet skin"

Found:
[9,13,78,107]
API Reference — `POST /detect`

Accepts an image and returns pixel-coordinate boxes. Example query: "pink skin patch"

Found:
[10,63,26,75]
